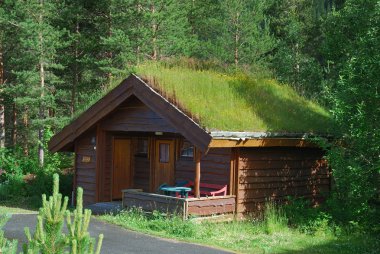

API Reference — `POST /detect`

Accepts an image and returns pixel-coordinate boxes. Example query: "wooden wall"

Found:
[100,96,177,133]
[175,148,231,187]
[133,155,150,191]
[75,129,97,205]
[100,132,113,201]
[237,147,330,216]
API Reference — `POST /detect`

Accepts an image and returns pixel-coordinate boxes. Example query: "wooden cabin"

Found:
[49,72,330,218]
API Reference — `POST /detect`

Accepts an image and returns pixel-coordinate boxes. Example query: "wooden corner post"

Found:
[194,148,201,198]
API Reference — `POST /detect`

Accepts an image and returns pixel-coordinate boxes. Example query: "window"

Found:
[180,140,194,159]
[136,138,148,157]
[159,143,170,163]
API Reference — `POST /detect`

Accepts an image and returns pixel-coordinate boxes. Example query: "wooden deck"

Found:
[122,189,236,219]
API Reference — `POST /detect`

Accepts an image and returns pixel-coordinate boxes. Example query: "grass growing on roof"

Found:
[136,62,333,133]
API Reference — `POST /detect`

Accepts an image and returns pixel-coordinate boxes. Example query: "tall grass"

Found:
[100,203,379,254]
[136,62,333,133]
[263,201,288,234]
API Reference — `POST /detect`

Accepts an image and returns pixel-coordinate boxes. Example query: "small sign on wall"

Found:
[82,156,91,163]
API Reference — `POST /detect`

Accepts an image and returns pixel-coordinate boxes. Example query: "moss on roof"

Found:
[136,62,333,133]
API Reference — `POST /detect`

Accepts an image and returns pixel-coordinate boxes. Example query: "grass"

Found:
[66,60,333,133]
[99,207,379,254]
[0,198,38,214]
[136,62,333,133]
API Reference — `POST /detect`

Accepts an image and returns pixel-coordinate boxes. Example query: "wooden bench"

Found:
[179,181,227,197]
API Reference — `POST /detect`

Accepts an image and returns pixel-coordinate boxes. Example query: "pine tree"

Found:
[23,174,104,253]
[23,174,68,254]
[66,188,103,254]
[219,0,275,68]
[8,0,66,165]
[267,0,325,97]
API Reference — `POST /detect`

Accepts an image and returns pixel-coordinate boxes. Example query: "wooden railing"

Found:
[122,189,236,219]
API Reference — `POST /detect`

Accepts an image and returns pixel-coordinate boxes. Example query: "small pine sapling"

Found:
[23,173,69,254]
[66,187,103,254]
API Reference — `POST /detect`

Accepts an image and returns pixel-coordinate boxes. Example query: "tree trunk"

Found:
[136,2,142,64]
[12,102,16,146]
[234,11,240,68]
[38,5,44,167]
[71,15,79,116]
[23,107,28,155]
[0,40,5,148]
[106,9,113,90]
[151,4,157,61]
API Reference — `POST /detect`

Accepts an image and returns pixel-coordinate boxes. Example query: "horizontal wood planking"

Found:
[187,196,235,216]
[123,191,185,216]
[237,147,329,215]
[123,190,235,218]
[238,185,330,200]
[100,99,178,132]
[239,167,329,177]
[101,133,113,201]
[175,148,231,186]
[75,130,97,205]
[240,178,330,190]
[133,156,150,191]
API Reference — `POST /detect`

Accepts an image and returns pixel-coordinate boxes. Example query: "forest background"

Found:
[0,0,378,233]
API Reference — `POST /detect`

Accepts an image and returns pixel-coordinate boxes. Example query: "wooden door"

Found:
[154,139,175,190]
[112,139,132,199]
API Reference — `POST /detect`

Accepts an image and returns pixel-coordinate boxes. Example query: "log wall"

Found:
[133,155,150,191]
[101,132,113,201]
[100,96,177,133]
[175,148,231,187]
[237,147,330,216]
[75,129,97,205]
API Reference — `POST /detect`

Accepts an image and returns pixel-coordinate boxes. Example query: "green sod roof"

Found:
[136,62,333,133]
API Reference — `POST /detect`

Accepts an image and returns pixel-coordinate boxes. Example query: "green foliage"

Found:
[263,201,288,234]
[283,197,338,236]
[24,174,69,254]
[267,0,326,99]
[321,0,380,230]
[0,135,73,207]
[106,208,196,238]
[23,174,103,254]
[218,0,275,67]
[101,205,380,254]
[66,188,103,254]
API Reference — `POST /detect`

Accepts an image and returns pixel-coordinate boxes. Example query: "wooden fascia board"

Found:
[48,76,135,152]
[131,75,212,152]
[209,138,317,148]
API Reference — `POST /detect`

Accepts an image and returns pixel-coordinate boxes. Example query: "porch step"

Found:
[86,201,123,215]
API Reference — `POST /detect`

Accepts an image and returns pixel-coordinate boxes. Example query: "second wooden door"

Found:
[154,139,175,190]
